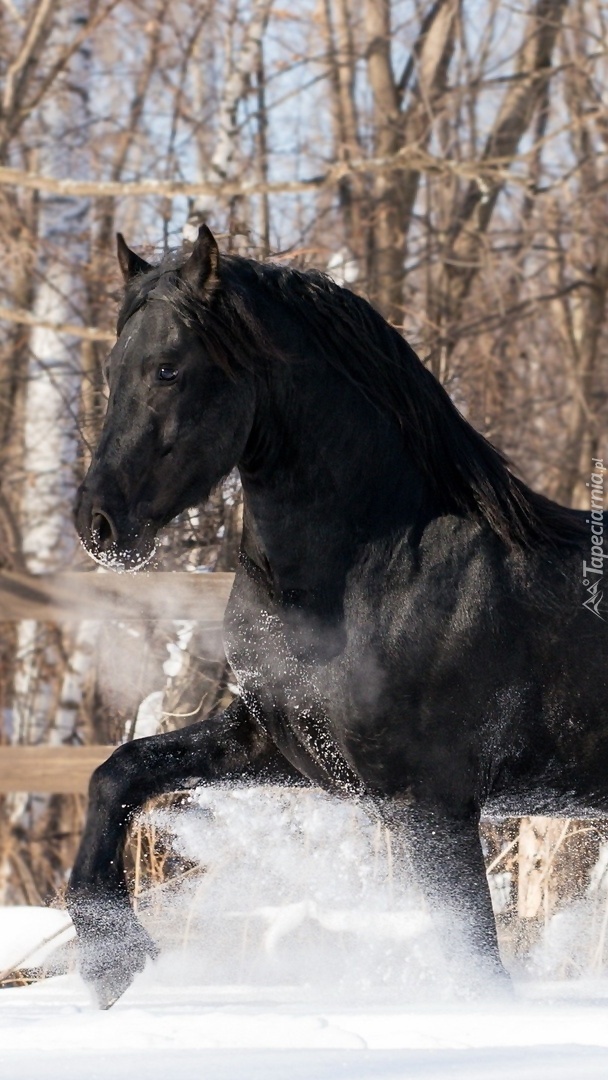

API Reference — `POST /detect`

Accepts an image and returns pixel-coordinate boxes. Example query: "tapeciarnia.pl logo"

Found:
[582,457,605,620]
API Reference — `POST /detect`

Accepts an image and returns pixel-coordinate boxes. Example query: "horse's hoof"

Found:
[92,967,136,1011]
[79,922,159,1009]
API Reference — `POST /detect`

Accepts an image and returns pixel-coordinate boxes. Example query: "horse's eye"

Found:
[158,365,178,383]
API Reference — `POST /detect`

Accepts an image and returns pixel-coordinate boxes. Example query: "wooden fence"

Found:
[0,570,235,795]
[0,747,113,794]
[0,568,234,623]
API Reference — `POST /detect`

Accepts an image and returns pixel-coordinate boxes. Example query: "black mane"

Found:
[118,253,587,550]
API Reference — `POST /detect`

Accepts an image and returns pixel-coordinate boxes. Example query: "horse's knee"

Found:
[89,740,144,808]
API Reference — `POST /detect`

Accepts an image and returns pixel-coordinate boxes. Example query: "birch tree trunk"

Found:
[12,3,92,742]
[2,4,98,902]
[184,0,274,240]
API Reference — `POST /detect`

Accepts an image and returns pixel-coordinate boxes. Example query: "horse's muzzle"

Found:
[74,484,157,570]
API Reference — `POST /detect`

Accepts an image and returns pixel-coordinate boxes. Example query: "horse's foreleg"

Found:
[388,800,508,993]
[66,698,298,1007]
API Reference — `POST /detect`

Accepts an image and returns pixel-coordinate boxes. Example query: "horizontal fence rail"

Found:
[0,746,114,794]
[0,569,235,623]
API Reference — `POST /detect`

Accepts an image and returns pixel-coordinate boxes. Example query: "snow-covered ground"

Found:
[2,789,608,1079]
[4,970,608,1080]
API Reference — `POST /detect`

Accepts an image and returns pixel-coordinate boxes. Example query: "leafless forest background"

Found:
[0,0,607,976]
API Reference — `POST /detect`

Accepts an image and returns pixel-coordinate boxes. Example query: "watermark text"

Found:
[582,457,605,619]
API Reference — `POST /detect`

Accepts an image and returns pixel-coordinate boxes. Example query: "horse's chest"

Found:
[225,589,374,791]
[230,648,359,790]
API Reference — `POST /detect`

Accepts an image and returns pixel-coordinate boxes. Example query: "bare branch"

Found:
[0,146,567,202]
[1,0,57,121]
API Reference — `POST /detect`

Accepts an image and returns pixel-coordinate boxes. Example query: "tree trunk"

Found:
[428,0,568,377]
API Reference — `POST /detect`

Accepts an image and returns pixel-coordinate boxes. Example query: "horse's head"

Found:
[75,226,255,568]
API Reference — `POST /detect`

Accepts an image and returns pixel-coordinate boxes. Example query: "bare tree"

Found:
[0,0,606,935]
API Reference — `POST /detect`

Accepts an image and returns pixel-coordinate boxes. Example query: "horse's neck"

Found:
[239,375,428,601]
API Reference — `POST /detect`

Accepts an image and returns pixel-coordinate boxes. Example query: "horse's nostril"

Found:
[91,509,116,551]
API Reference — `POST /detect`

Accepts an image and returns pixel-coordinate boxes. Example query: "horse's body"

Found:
[68,227,607,1007]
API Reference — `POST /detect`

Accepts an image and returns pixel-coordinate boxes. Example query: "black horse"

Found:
[68,225,607,1007]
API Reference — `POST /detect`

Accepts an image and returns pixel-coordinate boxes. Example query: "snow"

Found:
[3,968,608,1079]
[3,790,608,1078]
[0,907,73,972]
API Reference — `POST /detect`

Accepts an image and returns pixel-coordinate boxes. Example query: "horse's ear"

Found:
[181,224,220,293]
[116,233,152,282]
